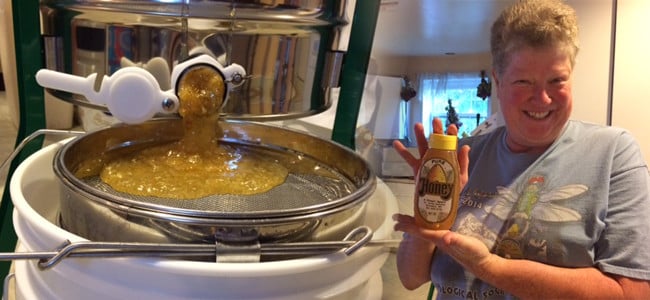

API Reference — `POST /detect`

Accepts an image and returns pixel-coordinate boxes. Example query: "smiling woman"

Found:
[392,1,650,299]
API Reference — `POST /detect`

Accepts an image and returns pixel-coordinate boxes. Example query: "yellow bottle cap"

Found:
[429,133,458,150]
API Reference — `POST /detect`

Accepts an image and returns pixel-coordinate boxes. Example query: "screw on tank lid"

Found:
[429,133,458,150]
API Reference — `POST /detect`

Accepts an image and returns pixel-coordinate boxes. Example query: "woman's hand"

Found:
[392,117,470,188]
[393,214,496,278]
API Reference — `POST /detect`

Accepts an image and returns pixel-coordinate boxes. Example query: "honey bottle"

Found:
[414,133,460,230]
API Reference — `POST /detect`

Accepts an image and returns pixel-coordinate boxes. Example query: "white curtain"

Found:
[417,72,449,138]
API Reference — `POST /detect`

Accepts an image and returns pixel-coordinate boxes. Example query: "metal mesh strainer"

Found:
[55,119,373,218]
[53,119,375,243]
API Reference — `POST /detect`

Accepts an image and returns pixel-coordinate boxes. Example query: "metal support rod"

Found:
[0,129,84,175]
[0,227,401,270]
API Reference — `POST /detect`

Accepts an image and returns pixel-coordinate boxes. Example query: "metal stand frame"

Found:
[0,1,45,294]
[332,1,380,149]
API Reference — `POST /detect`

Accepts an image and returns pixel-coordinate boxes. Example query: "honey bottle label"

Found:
[416,158,457,225]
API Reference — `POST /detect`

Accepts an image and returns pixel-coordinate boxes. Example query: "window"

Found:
[416,72,491,138]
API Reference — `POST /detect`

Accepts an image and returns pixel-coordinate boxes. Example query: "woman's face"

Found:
[493,46,573,153]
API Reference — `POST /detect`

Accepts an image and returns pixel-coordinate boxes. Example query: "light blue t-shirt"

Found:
[430,120,650,299]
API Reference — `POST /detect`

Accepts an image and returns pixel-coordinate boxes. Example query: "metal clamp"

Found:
[214,228,261,263]
[342,225,374,255]
[3,273,15,300]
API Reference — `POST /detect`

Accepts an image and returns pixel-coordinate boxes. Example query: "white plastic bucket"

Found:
[10,140,398,299]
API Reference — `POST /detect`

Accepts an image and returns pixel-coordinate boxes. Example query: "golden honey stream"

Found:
[99,66,288,199]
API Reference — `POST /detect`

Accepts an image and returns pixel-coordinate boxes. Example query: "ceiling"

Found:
[371,0,515,57]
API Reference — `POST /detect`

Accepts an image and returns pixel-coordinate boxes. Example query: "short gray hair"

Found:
[491,0,579,75]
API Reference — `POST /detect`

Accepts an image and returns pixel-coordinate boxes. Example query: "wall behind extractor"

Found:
[567,0,614,126]
[611,0,650,163]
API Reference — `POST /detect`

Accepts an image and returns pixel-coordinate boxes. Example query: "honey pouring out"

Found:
[98,63,289,199]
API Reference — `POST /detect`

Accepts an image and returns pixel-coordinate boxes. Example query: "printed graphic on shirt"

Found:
[435,283,505,299]
[484,175,588,259]
[457,213,498,249]
[457,190,499,249]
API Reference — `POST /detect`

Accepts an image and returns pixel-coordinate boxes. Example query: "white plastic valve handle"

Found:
[36,67,179,124]
[36,55,246,124]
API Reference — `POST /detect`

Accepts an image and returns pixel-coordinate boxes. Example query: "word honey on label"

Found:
[414,133,460,230]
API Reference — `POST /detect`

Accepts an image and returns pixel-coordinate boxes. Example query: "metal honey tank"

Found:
[38,0,374,131]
